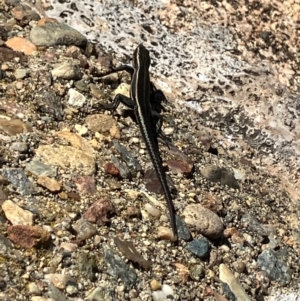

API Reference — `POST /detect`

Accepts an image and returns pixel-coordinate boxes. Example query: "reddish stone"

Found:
[104,162,120,176]
[166,159,193,174]
[144,169,163,195]
[11,5,40,25]
[74,175,96,195]
[7,225,51,248]
[67,191,81,201]
[83,198,115,225]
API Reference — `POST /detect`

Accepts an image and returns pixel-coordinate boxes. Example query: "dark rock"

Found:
[0,233,13,248]
[111,156,131,179]
[0,187,7,205]
[0,47,27,62]
[36,91,63,121]
[48,284,69,301]
[257,249,292,286]
[104,247,137,288]
[114,237,152,269]
[221,282,236,301]
[176,215,192,241]
[104,162,120,177]
[0,27,9,41]
[186,238,210,259]
[112,140,142,173]
[2,168,38,195]
[144,169,175,195]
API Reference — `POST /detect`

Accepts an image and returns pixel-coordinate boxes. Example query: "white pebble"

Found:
[75,124,88,136]
[162,284,174,296]
[152,290,167,301]
[145,203,161,217]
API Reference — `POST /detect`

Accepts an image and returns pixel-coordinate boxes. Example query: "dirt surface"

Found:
[0,0,300,300]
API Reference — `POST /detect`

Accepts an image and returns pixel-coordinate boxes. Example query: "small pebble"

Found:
[176,215,192,241]
[72,218,97,240]
[183,204,224,239]
[152,284,174,301]
[190,264,204,281]
[75,124,88,135]
[150,279,161,291]
[144,203,161,218]
[66,283,78,295]
[162,284,174,296]
[157,226,175,241]
[14,68,27,79]
[152,290,167,301]
[15,81,23,89]
[27,282,41,295]
[186,237,210,259]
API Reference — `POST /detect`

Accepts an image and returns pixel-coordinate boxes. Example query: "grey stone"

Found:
[241,214,269,236]
[1,168,38,195]
[176,215,192,241]
[77,252,98,282]
[104,247,137,288]
[257,249,292,286]
[201,165,239,189]
[30,22,87,47]
[111,156,132,179]
[0,233,13,249]
[113,139,142,173]
[10,142,28,152]
[186,237,210,259]
[72,218,96,241]
[26,160,57,177]
[48,284,68,301]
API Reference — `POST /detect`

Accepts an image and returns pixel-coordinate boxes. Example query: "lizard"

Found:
[95,44,178,242]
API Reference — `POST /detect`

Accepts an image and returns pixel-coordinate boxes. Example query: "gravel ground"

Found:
[0,1,300,300]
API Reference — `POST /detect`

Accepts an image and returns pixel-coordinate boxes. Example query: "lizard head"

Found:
[133,44,150,70]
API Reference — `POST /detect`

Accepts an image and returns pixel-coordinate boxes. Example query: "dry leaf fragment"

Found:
[114,237,152,269]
